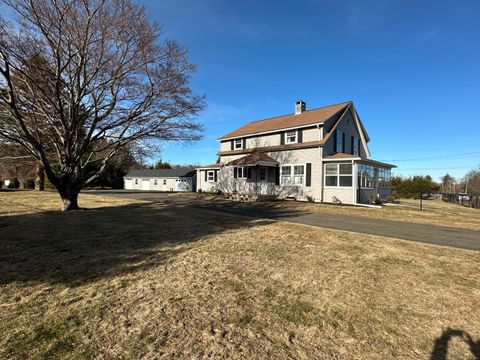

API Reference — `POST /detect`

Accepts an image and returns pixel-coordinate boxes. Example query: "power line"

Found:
[374,144,479,155]
[379,151,480,162]
[394,166,473,171]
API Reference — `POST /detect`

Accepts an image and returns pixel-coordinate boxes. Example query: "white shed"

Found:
[123,168,196,192]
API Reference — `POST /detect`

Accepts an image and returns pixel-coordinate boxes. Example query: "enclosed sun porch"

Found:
[323,155,395,204]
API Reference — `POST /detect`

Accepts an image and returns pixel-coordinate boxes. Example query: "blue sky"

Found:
[140,0,480,181]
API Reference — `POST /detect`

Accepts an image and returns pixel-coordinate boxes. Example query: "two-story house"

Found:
[196,101,395,204]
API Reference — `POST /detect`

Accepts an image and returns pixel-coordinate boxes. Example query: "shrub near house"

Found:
[7,178,20,189]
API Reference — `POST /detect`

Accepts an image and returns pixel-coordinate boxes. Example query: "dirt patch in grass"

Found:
[0,192,479,359]
[270,198,480,231]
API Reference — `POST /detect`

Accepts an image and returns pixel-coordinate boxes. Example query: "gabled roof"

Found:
[226,152,279,167]
[218,101,351,140]
[125,168,196,178]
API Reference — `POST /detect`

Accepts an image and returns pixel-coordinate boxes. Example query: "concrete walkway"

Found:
[90,191,480,251]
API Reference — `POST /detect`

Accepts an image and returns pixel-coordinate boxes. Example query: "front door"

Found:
[258,168,268,195]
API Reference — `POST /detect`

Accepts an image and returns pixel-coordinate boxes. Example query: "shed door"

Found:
[124,179,133,189]
[141,179,150,191]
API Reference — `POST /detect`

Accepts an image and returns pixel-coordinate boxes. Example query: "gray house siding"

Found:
[323,108,368,158]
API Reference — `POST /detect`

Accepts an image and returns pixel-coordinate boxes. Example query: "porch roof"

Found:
[226,152,279,167]
[323,153,396,168]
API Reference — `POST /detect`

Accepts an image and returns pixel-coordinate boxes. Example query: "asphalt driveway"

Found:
[89,190,480,251]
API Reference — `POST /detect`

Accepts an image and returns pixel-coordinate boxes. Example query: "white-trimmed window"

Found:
[325,163,353,187]
[294,165,304,184]
[339,164,353,186]
[281,165,292,185]
[281,164,305,185]
[234,139,243,150]
[163,179,167,185]
[207,170,215,182]
[134,179,138,185]
[325,164,338,186]
[236,167,248,179]
[286,130,297,144]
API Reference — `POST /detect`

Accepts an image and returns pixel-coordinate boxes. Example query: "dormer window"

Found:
[286,130,297,144]
[234,139,243,150]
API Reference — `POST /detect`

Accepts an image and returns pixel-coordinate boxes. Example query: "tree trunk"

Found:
[58,183,80,211]
[35,161,45,191]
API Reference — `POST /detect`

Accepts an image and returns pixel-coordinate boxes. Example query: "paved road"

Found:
[89,190,480,251]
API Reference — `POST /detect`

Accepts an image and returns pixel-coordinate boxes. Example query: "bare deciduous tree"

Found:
[0,0,204,210]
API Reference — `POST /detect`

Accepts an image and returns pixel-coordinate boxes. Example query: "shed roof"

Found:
[124,168,196,178]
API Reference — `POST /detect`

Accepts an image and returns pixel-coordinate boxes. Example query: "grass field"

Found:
[1,191,479,359]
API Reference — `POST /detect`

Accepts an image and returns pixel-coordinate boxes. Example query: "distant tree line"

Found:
[440,166,480,195]
[391,175,440,198]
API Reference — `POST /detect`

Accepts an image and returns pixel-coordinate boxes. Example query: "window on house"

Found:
[352,137,359,156]
[325,163,353,187]
[339,164,353,186]
[325,164,338,186]
[236,167,249,179]
[336,130,344,153]
[134,179,138,185]
[207,171,215,182]
[234,139,242,150]
[154,179,157,185]
[378,168,391,187]
[280,164,305,185]
[281,166,292,185]
[294,165,304,184]
[286,130,297,144]
[358,164,387,188]
[163,179,167,185]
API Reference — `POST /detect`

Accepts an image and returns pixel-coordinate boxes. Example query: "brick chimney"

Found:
[295,101,306,115]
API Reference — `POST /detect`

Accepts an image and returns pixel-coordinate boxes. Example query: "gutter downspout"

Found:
[318,123,324,203]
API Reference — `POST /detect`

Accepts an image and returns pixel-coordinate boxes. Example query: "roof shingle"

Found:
[226,152,279,166]
[218,101,350,140]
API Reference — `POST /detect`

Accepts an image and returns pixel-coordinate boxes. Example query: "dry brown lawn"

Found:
[0,191,479,359]
[0,190,140,215]
[273,197,480,231]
